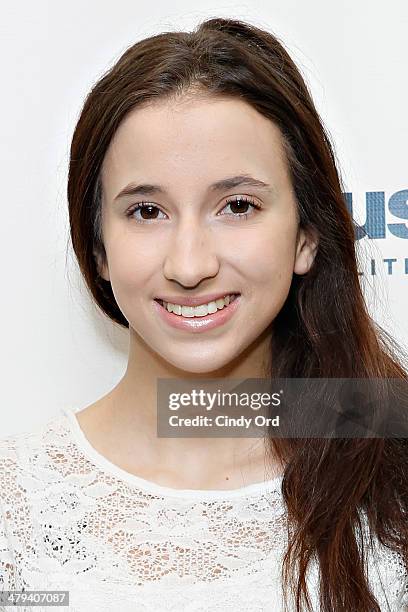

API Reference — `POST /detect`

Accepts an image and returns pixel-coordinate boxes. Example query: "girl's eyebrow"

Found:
[113,174,274,201]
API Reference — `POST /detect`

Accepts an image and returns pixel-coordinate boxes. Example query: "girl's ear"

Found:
[293,226,319,276]
[93,248,110,282]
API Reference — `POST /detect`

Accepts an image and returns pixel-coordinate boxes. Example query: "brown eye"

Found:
[220,196,262,220]
[126,203,166,222]
[138,205,160,220]
[225,197,252,214]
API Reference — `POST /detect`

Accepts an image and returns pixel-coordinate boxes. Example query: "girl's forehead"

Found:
[101,98,288,192]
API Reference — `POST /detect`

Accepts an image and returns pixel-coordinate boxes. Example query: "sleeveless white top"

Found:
[0,406,407,611]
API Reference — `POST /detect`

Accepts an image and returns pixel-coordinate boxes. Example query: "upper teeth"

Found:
[163,294,236,317]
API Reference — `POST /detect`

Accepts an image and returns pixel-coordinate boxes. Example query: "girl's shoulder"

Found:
[0,410,71,500]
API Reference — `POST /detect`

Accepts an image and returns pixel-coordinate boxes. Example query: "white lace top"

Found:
[0,406,407,612]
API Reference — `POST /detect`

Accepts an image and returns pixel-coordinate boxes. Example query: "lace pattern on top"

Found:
[0,406,407,611]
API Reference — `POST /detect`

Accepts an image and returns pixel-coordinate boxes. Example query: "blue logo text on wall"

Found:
[344,189,407,276]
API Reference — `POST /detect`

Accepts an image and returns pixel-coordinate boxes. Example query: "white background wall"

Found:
[1,1,407,436]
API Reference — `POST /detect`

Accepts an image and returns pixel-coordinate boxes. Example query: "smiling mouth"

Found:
[153,293,241,333]
[154,294,240,317]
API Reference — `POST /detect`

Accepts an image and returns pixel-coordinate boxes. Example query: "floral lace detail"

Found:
[0,407,407,611]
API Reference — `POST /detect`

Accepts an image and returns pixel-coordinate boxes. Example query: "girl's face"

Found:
[97,96,317,374]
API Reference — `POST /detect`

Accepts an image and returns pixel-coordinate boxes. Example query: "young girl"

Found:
[1,17,407,612]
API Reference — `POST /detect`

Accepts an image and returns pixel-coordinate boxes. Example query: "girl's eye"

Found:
[219,196,262,219]
[125,196,262,224]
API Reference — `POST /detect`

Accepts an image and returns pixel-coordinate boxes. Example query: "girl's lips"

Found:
[152,295,241,333]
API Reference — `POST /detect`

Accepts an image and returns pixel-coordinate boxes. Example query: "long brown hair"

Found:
[67,17,408,611]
